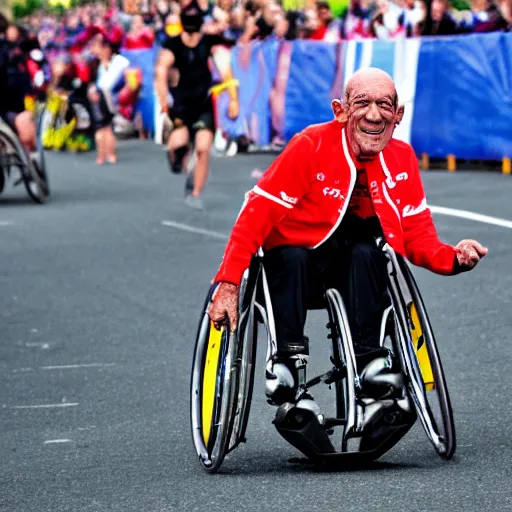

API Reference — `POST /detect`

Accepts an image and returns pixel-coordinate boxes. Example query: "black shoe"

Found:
[353,343,390,374]
[168,151,181,174]
[359,349,404,400]
[265,355,299,405]
[168,145,189,174]
[277,336,309,358]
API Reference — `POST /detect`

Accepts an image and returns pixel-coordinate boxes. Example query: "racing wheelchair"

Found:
[190,240,456,473]
[0,110,50,204]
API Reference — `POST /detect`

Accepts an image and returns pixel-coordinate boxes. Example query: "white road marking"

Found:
[41,363,117,371]
[77,425,96,431]
[0,221,13,226]
[12,363,117,373]
[7,403,79,409]
[12,368,34,373]
[161,220,228,240]
[25,342,50,349]
[44,439,71,444]
[430,205,512,230]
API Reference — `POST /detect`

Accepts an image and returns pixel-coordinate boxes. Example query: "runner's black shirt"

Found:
[162,34,235,101]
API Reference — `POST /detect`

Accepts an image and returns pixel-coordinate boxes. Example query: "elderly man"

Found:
[208,68,487,405]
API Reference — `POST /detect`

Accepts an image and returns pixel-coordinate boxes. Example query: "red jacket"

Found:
[123,30,155,50]
[214,120,457,285]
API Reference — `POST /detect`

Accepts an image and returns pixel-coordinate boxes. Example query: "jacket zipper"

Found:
[313,127,357,249]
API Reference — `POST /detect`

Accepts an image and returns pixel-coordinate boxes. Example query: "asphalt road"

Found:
[1,140,511,512]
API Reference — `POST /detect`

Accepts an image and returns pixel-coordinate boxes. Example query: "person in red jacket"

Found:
[208,67,488,405]
[123,14,155,50]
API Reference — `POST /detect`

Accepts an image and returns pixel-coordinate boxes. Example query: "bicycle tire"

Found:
[398,257,456,459]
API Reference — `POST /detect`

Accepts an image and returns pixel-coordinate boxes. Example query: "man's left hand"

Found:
[455,239,488,271]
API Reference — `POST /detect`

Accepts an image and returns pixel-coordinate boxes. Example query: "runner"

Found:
[154,0,239,210]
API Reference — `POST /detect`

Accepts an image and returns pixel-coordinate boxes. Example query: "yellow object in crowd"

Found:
[409,302,435,391]
[125,68,142,91]
[48,0,72,8]
[209,79,239,97]
[42,118,77,151]
[24,95,36,113]
[166,22,183,37]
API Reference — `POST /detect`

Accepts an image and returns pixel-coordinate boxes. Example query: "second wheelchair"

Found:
[0,108,50,204]
[190,240,456,473]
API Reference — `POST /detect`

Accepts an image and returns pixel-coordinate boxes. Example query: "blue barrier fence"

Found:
[121,46,159,136]
[123,31,512,161]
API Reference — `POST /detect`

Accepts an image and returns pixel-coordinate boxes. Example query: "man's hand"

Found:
[455,239,488,271]
[207,282,239,332]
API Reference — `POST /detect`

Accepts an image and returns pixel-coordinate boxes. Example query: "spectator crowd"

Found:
[13,0,512,55]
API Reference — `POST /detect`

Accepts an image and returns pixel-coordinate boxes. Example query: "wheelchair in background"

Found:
[190,240,456,473]
[0,108,50,204]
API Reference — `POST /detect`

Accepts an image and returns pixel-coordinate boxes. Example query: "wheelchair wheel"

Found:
[190,312,237,473]
[190,278,259,473]
[387,251,456,460]
[34,108,50,195]
[0,120,48,204]
[23,156,49,204]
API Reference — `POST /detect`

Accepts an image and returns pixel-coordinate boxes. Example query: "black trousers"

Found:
[263,218,389,356]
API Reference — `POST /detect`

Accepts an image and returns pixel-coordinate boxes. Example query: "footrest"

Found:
[273,403,336,460]
[322,417,347,429]
[305,366,346,389]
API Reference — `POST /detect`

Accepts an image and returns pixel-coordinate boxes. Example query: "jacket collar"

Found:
[341,124,381,171]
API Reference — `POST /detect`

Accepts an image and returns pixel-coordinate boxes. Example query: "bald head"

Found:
[344,68,397,107]
[331,67,404,160]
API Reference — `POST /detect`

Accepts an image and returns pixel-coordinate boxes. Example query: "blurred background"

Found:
[5,0,512,166]
[2,1,512,509]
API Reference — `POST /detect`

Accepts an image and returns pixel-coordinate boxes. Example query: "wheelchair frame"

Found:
[190,242,456,473]
[0,110,50,204]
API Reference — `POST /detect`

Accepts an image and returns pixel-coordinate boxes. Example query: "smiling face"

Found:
[332,68,404,160]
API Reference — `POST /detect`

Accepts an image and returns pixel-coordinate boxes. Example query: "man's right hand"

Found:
[207,282,239,332]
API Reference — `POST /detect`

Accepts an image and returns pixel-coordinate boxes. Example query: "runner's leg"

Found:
[191,128,214,198]
[104,126,117,163]
[167,124,190,174]
[95,127,107,164]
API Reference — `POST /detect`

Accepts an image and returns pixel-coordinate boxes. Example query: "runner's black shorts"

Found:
[169,93,215,137]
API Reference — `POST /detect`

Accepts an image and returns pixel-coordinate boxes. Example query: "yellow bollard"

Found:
[421,153,429,171]
[447,154,456,172]
[502,157,511,175]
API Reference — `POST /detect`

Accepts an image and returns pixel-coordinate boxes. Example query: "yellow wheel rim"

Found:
[409,302,435,391]
[201,322,224,446]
